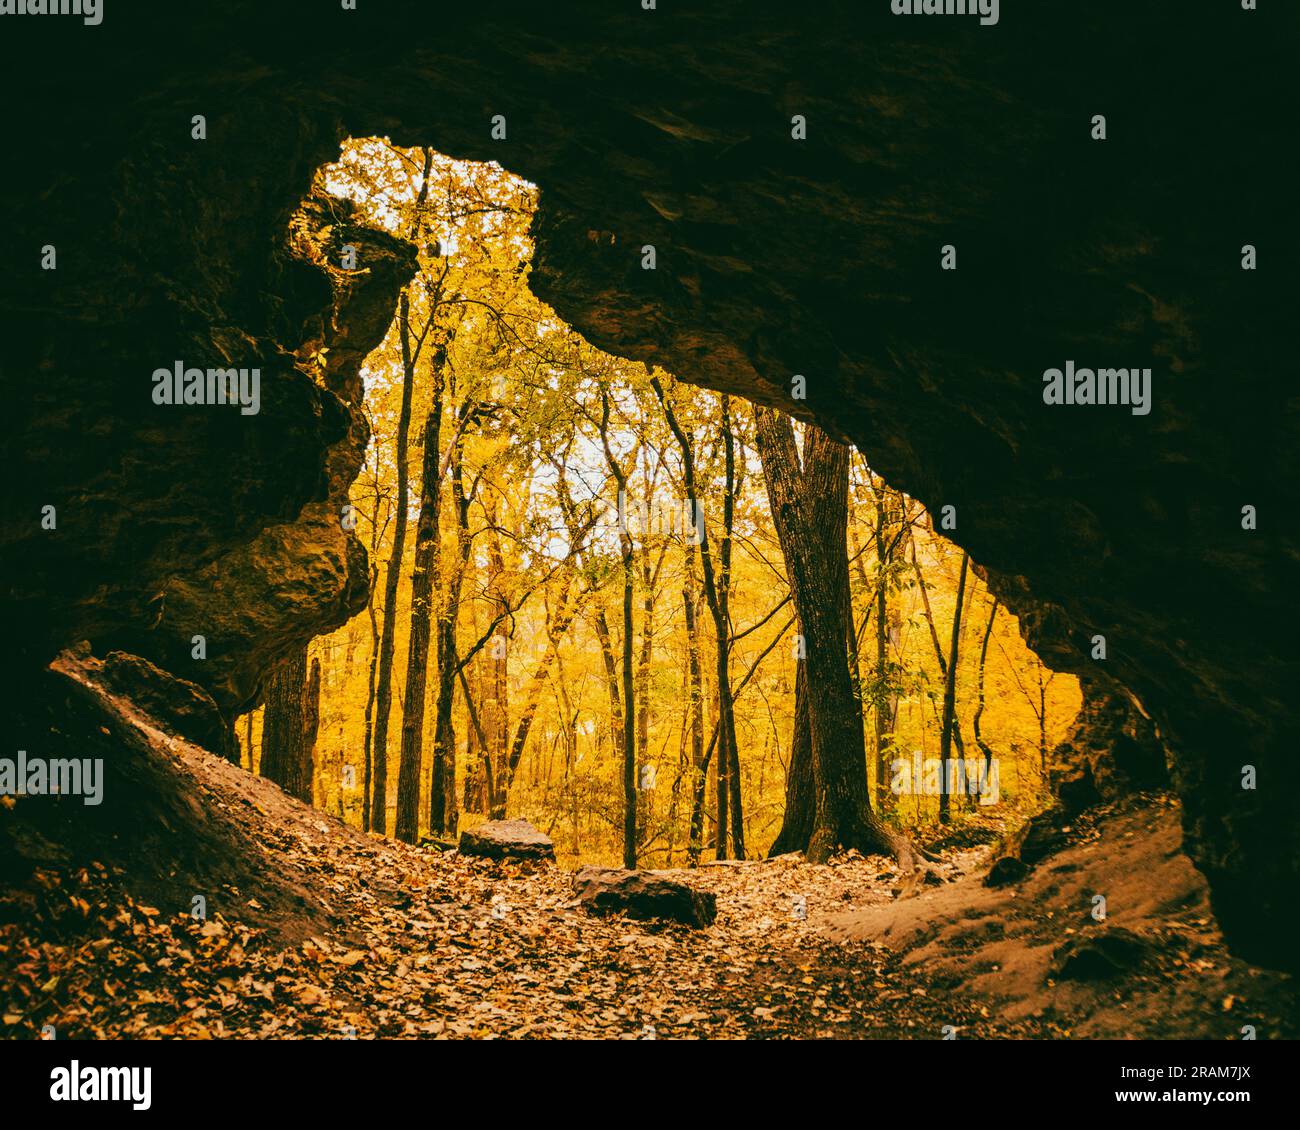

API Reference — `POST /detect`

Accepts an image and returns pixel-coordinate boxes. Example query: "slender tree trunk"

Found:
[483,511,510,814]
[598,390,639,869]
[683,550,707,864]
[429,444,471,837]
[719,397,744,858]
[910,531,969,761]
[974,599,999,775]
[459,664,490,813]
[619,530,636,867]
[498,586,580,815]
[361,581,380,831]
[395,362,447,842]
[361,493,384,832]
[367,146,433,836]
[767,656,814,856]
[938,552,970,824]
[651,378,740,860]
[592,607,625,760]
[635,537,658,838]
[873,488,891,809]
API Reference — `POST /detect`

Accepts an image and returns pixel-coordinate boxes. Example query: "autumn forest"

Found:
[241,140,1079,868]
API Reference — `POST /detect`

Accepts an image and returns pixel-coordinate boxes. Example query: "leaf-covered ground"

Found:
[3,671,1294,1040]
[1,747,1019,1040]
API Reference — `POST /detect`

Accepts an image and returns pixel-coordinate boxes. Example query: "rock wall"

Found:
[3,2,1296,966]
[101,196,418,727]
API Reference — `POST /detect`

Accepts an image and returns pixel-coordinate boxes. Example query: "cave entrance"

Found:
[237,138,1079,865]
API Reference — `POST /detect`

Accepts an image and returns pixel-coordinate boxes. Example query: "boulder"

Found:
[984,856,1029,889]
[458,819,555,862]
[573,867,716,928]
[1049,927,1151,982]
[96,651,232,758]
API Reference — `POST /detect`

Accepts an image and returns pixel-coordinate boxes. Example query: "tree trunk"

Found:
[619,532,636,867]
[938,552,970,824]
[498,586,580,815]
[459,663,490,813]
[767,656,814,856]
[429,442,471,837]
[755,408,903,864]
[719,397,744,858]
[873,488,891,809]
[598,388,638,869]
[651,378,740,860]
[360,494,384,833]
[395,366,446,842]
[302,658,320,805]
[592,605,625,764]
[910,531,969,761]
[683,550,707,864]
[367,147,433,836]
[973,598,999,775]
[261,646,318,805]
[483,511,510,814]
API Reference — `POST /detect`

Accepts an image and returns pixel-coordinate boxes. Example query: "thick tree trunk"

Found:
[261,646,318,805]
[302,658,320,804]
[755,408,903,865]
[429,629,458,835]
